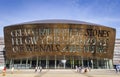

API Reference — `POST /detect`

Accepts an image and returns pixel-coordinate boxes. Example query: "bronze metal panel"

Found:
[4,22,116,59]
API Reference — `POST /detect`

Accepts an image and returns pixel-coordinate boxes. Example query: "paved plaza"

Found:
[0,69,120,77]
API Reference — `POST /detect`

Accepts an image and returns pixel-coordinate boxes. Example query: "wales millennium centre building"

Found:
[4,19,116,69]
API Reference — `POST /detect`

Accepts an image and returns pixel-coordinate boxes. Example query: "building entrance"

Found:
[7,56,113,69]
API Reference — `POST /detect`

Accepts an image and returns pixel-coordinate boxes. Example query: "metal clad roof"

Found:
[7,19,100,26]
[4,19,115,29]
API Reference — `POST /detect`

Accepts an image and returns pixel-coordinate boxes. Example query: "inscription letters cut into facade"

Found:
[11,28,110,53]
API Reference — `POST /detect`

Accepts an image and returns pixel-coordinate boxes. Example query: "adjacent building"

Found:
[0,37,5,70]
[113,39,120,65]
[4,19,116,69]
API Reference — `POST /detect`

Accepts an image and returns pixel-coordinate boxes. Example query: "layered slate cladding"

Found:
[0,37,5,66]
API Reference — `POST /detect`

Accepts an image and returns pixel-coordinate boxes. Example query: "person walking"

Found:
[115,65,120,73]
[35,66,38,72]
[39,66,42,72]
[11,66,14,74]
[2,67,6,76]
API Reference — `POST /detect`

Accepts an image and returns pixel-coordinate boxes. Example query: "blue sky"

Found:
[0,0,120,38]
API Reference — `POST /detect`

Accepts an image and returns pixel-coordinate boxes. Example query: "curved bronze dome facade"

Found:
[4,19,116,69]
